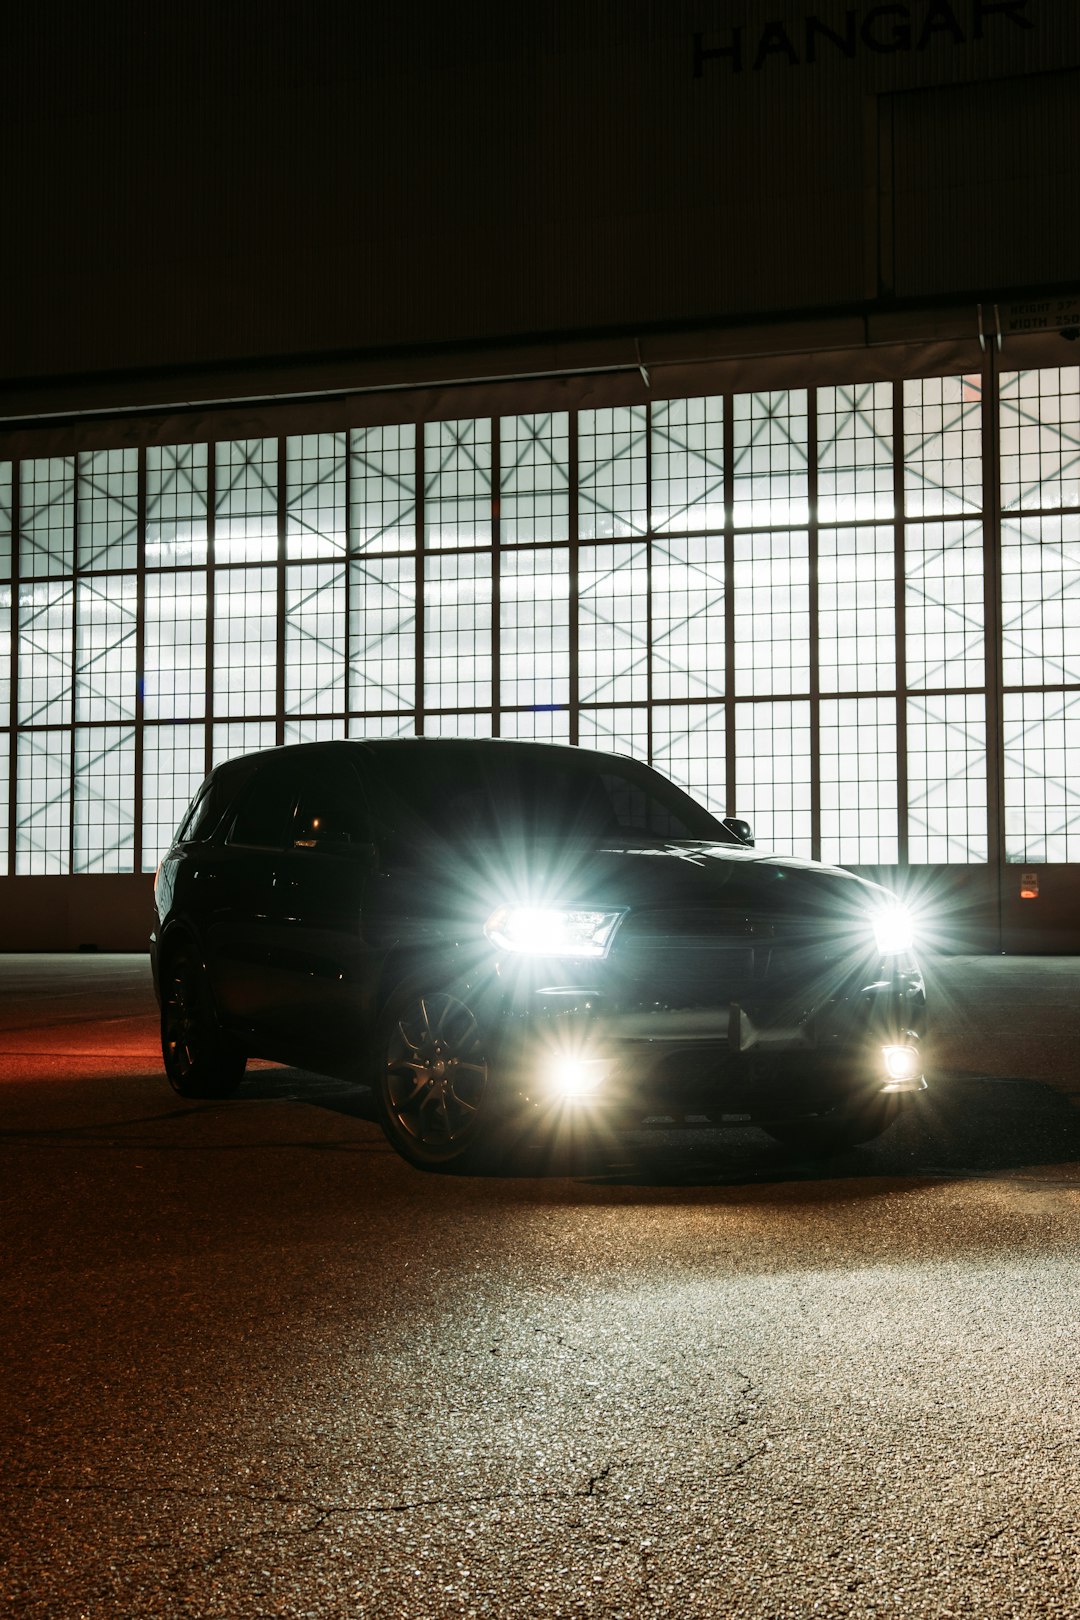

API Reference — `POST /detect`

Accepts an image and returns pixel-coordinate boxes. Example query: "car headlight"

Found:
[485,906,625,958]
[872,902,915,956]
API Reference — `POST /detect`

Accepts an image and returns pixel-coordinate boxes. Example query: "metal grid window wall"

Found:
[1,369,1078,876]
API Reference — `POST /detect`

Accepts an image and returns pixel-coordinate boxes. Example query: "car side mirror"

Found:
[722,817,754,847]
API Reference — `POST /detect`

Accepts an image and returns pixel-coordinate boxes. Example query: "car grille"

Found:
[612,909,769,1002]
[611,907,846,1017]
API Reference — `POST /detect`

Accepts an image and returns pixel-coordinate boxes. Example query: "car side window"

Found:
[183,764,251,843]
[226,763,301,849]
[292,764,371,853]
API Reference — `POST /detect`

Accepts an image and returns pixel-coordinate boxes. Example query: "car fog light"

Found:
[548,1058,609,1098]
[882,1044,921,1083]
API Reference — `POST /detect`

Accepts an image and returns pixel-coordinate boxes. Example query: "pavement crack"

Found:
[724,1370,767,1473]
[578,1462,613,1497]
[374,1491,535,1514]
[723,1442,768,1476]
[731,1367,763,1430]
[970,1524,1011,1554]
[194,1489,558,1571]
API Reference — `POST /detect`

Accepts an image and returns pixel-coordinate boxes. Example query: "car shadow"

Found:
[241,1064,381,1119]
[594,1074,1080,1188]
[241,1063,1080,1190]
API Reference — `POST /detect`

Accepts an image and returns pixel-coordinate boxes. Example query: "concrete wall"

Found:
[0,877,157,954]
[0,869,1075,956]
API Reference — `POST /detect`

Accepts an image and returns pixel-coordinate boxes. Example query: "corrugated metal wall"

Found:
[888,67,1080,298]
[3,1,1078,405]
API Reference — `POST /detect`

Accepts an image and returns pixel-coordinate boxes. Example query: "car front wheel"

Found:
[377,986,503,1171]
[161,950,246,1099]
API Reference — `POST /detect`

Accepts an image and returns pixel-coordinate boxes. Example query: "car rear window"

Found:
[178,767,250,845]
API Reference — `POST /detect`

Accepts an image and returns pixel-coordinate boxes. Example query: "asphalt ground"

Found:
[1,953,1079,1619]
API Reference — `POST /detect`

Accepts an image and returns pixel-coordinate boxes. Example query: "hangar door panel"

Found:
[3,363,1080,948]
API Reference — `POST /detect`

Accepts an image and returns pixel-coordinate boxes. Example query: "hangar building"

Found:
[2,0,1078,950]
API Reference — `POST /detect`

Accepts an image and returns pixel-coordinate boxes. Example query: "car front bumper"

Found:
[487,969,927,1124]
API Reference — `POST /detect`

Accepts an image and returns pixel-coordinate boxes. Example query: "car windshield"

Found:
[367,744,733,846]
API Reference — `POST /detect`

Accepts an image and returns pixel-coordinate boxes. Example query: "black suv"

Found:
[152,738,927,1168]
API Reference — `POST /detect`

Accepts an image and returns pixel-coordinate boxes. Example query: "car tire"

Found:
[376,984,509,1172]
[160,948,247,1099]
[758,1094,901,1154]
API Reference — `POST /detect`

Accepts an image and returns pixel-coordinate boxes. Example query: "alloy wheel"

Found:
[383,991,490,1158]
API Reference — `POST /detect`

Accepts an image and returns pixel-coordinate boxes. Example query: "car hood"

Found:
[379,835,892,936]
